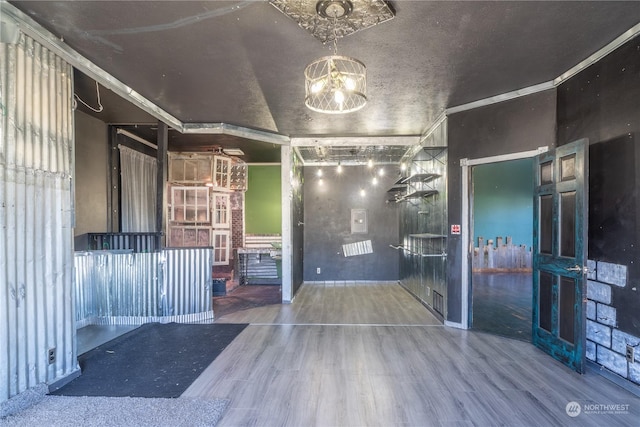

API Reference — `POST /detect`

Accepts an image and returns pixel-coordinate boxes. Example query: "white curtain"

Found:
[119,145,157,232]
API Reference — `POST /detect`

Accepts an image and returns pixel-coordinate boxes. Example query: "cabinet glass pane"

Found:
[169,157,214,182]
[540,195,553,255]
[183,229,197,246]
[170,228,183,246]
[170,187,210,223]
[214,157,231,188]
[197,160,213,182]
[169,160,182,182]
[560,191,576,258]
[186,208,198,222]
[184,160,198,181]
[173,188,185,204]
[539,271,553,333]
[213,232,229,264]
[559,276,575,344]
[197,229,211,246]
[212,193,230,227]
[174,207,185,222]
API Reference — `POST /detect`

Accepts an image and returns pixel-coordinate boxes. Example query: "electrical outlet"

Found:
[626,345,635,363]
[316,267,321,274]
[48,348,56,365]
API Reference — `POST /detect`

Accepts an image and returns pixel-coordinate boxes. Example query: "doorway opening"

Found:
[470,158,534,341]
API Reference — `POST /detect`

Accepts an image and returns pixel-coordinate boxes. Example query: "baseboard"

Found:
[303,280,398,285]
[444,320,467,329]
[397,282,445,323]
[586,360,640,398]
[47,368,81,393]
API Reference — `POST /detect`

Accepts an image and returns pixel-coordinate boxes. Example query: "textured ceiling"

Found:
[9,1,640,163]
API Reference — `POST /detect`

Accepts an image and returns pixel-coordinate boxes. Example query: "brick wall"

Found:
[213,193,244,281]
[231,192,244,250]
[586,260,640,385]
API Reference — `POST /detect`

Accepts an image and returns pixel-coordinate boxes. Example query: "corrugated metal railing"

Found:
[88,232,161,253]
[75,248,214,327]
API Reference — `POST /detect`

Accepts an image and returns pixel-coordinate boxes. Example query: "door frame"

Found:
[457,146,549,329]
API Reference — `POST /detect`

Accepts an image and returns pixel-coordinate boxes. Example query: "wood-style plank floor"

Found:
[183,282,640,427]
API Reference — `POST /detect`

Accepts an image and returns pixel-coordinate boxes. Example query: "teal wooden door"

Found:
[532,139,588,373]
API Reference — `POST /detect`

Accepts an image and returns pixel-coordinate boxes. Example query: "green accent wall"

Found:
[246,165,282,234]
[473,158,533,249]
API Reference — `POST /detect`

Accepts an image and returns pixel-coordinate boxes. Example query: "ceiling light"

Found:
[302,0,370,114]
[317,168,323,177]
[400,162,407,171]
[372,176,378,186]
[337,162,343,173]
[360,188,366,197]
[378,168,385,176]
[305,52,366,114]
[367,158,374,168]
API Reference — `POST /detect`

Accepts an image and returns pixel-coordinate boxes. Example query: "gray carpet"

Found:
[0,394,228,427]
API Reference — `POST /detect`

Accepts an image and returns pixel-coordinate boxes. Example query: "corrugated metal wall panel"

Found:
[74,249,213,326]
[0,34,77,403]
[399,119,448,318]
[163,248,213,316]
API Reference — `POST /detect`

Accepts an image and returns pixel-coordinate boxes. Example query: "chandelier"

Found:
[304,52,366,114]
[305,1,368,114]
[270,0,394,114]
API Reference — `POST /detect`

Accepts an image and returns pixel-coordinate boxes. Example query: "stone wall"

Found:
[586,260,640,385]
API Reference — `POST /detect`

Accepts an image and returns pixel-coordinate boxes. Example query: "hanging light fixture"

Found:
[304,1,367,114]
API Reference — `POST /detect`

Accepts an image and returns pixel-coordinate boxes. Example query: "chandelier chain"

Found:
[332,16,338,55]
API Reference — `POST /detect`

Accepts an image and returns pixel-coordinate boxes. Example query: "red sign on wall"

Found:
[451,224,461,235]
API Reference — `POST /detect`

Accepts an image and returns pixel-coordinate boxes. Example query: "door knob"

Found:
[566,265,588,274]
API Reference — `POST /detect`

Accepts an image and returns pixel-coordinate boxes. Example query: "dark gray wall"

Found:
[303,165,400,281]
[446,90,558,323]
[74,110,108,250]
[557,36,640,336]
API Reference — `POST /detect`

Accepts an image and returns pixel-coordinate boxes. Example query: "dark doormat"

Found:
[51,322,248,398]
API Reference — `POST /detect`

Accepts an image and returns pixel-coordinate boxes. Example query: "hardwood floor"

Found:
[184,282,640,426]
[471,272,532,342]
